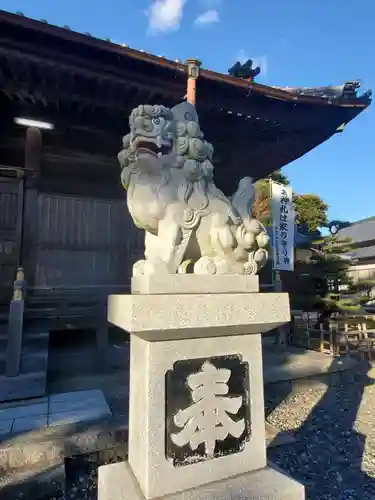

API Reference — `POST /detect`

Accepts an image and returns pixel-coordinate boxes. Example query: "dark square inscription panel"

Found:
[165,354,251,467]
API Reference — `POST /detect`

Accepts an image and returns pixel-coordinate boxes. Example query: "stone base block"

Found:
[128,334,266,498]
[131,274,259,295]
[98,461,305,500]
[108,292,290,341]
[0,371,47,403]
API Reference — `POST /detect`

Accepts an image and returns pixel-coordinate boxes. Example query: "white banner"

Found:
[270,182,295,271]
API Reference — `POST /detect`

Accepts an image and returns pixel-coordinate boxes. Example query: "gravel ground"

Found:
[266,367,375,500]
[30,366,375,500]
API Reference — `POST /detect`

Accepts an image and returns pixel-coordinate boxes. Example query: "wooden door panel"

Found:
[35,193,143,292]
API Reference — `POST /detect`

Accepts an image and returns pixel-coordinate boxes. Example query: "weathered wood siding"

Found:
[0,179,19,303]
[34,193,143,292]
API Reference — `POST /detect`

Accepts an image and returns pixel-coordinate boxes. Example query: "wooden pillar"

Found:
[25,127,42,174]
[5,127,42,377]
[22,127,42,288]
[5,267,26,376]
[185,59,202,106]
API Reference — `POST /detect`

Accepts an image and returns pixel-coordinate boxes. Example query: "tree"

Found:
[297,233,375,324]
[251,171,329,233]
[293,194,328,232]
[344,280,375,313]
[328,220,351,234]
[290,233,353,319]
[309,234,354,313]
[252,170,289,224]
[252,180,270,223]
[267,170,290,186]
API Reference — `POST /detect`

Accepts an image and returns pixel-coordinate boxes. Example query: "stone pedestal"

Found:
[98,275,305,500]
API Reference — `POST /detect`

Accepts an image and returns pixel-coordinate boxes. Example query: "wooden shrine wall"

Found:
[33,191,144,293]
[0,182,145,309]
[0,177,20,304]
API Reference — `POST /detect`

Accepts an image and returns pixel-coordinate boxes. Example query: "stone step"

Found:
[0,371,47,403]
[0,392,117,474]
[0,332,49,354]
[0,417,294,483]
[2,430,124,479]
[0,331,49,401]
[0,351,48,375]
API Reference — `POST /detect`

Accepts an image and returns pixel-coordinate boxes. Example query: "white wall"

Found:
[348,263,375,284]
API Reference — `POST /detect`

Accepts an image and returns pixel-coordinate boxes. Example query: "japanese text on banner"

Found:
[270,182,295,271]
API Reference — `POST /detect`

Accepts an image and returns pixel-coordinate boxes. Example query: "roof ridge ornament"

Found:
[228,59,261,82]
[274,80,372,103]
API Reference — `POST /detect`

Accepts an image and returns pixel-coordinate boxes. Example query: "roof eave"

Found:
[0,9,371,110]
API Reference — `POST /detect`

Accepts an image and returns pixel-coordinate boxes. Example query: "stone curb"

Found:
[0,416,296,466]
[0,415,295,477]
[265,423,296,448]
[263,355,358,385]
[0,464,65,500]
[264,360,360,395]
[0,416,128,474]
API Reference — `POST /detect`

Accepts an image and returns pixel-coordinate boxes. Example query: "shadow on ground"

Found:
[267,357,375,500]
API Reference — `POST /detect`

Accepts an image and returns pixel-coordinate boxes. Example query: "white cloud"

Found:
[146,0,187,34]
[194,9,219,25]
[236,50,269,77]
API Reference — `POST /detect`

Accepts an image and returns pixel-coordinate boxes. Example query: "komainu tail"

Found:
[230,176,254,225]
[231,177,269,251]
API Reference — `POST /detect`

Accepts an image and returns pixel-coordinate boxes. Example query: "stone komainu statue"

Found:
[118,101,270,276]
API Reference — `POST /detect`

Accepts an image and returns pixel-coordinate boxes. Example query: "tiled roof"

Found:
[0,9,372,109]
[337,216,375,244]
[347,245,375,260]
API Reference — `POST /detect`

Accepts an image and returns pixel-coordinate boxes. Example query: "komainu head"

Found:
[128,104,175,155]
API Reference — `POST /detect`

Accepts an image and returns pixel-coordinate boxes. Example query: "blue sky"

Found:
[1,0,374,223]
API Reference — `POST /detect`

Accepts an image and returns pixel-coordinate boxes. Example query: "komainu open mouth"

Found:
[136,140,170,155]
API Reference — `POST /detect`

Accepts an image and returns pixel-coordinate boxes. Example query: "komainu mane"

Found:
[118,101,270,276]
